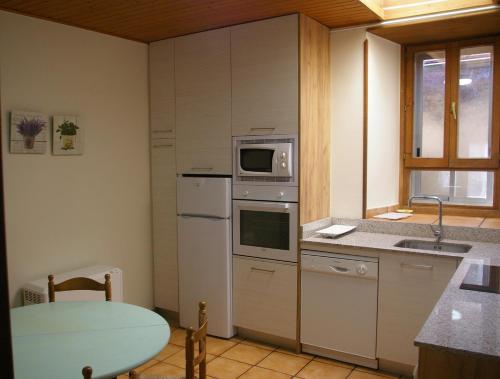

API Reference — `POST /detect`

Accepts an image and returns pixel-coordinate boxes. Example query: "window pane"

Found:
[413,50,446,158]
[240,210,289,250]
[410,170,493,206]
[457,45,494,159]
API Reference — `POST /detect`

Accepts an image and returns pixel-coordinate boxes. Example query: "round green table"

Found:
[11,301,170,379]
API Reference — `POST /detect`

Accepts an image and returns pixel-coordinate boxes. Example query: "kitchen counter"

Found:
[301,218,500,360]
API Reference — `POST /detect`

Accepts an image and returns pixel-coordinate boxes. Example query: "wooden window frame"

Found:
[401,35,500,217]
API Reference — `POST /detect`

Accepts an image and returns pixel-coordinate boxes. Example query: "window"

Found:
[403,37,500,213]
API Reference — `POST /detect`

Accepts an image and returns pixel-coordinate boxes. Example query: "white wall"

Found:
[330,29,401,217]
[330,28,366,218]
[366,33,401,210]
[0,11,153,308]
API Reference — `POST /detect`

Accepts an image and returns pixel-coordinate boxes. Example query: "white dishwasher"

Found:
[301,250,379,368]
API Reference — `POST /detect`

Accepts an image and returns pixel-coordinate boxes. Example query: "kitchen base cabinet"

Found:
[233,256,297,340]
[377,253,458,367]
[151,141,178,311]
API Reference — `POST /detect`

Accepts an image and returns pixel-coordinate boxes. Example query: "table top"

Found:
[11,301,170,379]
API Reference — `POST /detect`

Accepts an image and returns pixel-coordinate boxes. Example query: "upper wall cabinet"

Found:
[149,39,175,139]
[231,14,299,136]
[175,28,232,175]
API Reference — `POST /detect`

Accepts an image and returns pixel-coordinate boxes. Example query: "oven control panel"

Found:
[233,184,298,202]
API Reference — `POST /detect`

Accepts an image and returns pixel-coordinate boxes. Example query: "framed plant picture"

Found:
[10,110,49,154]
[52,115,82,155]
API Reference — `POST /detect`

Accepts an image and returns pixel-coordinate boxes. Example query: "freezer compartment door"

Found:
[178,216,233,338]
[177,176,231,218]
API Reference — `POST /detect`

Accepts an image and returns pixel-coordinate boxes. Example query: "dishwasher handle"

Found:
[301,258,378,280]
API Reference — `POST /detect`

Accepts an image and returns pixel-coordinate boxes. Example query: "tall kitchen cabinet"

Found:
[175,28,231,175]
[231,14,331,223]
[149,39,178,311]
[231,14,331,344]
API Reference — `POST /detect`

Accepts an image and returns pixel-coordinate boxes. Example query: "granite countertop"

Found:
[300,218,500,360]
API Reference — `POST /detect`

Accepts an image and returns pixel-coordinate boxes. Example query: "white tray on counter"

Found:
[316,224,357,238]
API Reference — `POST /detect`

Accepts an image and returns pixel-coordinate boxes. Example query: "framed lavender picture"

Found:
[9,110,49,154]
[52,115,82,155]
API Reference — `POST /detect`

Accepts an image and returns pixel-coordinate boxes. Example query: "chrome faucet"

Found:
[408,195,443,243]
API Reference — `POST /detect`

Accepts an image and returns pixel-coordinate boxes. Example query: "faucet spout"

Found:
[408,195,443,242]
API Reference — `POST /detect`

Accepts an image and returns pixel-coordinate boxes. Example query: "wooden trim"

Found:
[418,345,500,379]
[362,38,368,219]
[0,75,14,379]
[400,46,408,207]
[298,14,331,224]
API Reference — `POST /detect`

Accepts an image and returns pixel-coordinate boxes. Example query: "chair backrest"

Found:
[186,301,208,379]
[82,366,92,379]
[128,301,208,379]
[48,274,112,302]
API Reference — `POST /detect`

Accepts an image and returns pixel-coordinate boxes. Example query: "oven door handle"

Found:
[237,203,290,212]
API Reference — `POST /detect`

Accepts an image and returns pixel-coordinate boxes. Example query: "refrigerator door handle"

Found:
[178,213,229,220]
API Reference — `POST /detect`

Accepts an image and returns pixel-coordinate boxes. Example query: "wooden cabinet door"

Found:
[377,253,458,366]
[151,141,178,311]
[175,28,231,174]
[150,39,175,139]
[231,14,299,136]
[233,256,297,340]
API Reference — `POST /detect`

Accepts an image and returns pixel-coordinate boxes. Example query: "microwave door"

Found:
[238,145,276,176]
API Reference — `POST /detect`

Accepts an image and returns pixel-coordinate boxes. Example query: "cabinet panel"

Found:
[233,256,297,340]
[231,14,299,136]
[151,141,178,311]
[150,39,175,138]
[377,253,458,366]
[175,28,231,174]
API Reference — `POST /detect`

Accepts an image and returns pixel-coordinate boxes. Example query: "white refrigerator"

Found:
[177,175,234,338]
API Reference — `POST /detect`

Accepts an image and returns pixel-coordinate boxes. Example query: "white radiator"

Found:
[23,265,123,305]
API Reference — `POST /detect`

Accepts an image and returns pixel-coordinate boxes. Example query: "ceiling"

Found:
[0,0,383,43]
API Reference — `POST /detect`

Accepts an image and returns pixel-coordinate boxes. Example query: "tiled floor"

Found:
[118,327,409,379]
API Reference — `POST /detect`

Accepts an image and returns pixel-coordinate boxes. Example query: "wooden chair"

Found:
[48,273,112,302]
[130,301,208,379]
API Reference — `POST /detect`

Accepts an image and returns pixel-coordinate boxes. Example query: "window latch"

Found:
[451,101,457,120]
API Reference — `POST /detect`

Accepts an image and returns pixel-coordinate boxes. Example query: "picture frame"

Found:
[52,115,83,155]
[9,110,49,154]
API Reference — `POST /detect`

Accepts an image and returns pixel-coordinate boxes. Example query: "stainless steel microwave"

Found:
[233,135,297,181]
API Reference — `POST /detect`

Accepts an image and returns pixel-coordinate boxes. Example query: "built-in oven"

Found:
[233,199,297,263]
[233,135,297,186]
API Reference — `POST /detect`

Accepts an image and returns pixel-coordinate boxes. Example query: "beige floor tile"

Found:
[240,339,277,351]
[221,343,272,365]
[206,336,237,355]
[296,360,352,379]
[142,362,185,376]
[313,356,355,369]
[258,351,310,376]
[169,328,187,346]
[166,348,217,368]
[351,367,399,378]
[206,356,252,379]
[155,343,184,361]
[240,366,292,378]
[132,359,161,373]
[277,347,314,360]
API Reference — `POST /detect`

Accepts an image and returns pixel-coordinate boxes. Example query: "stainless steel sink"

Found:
[394,239,472,254]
